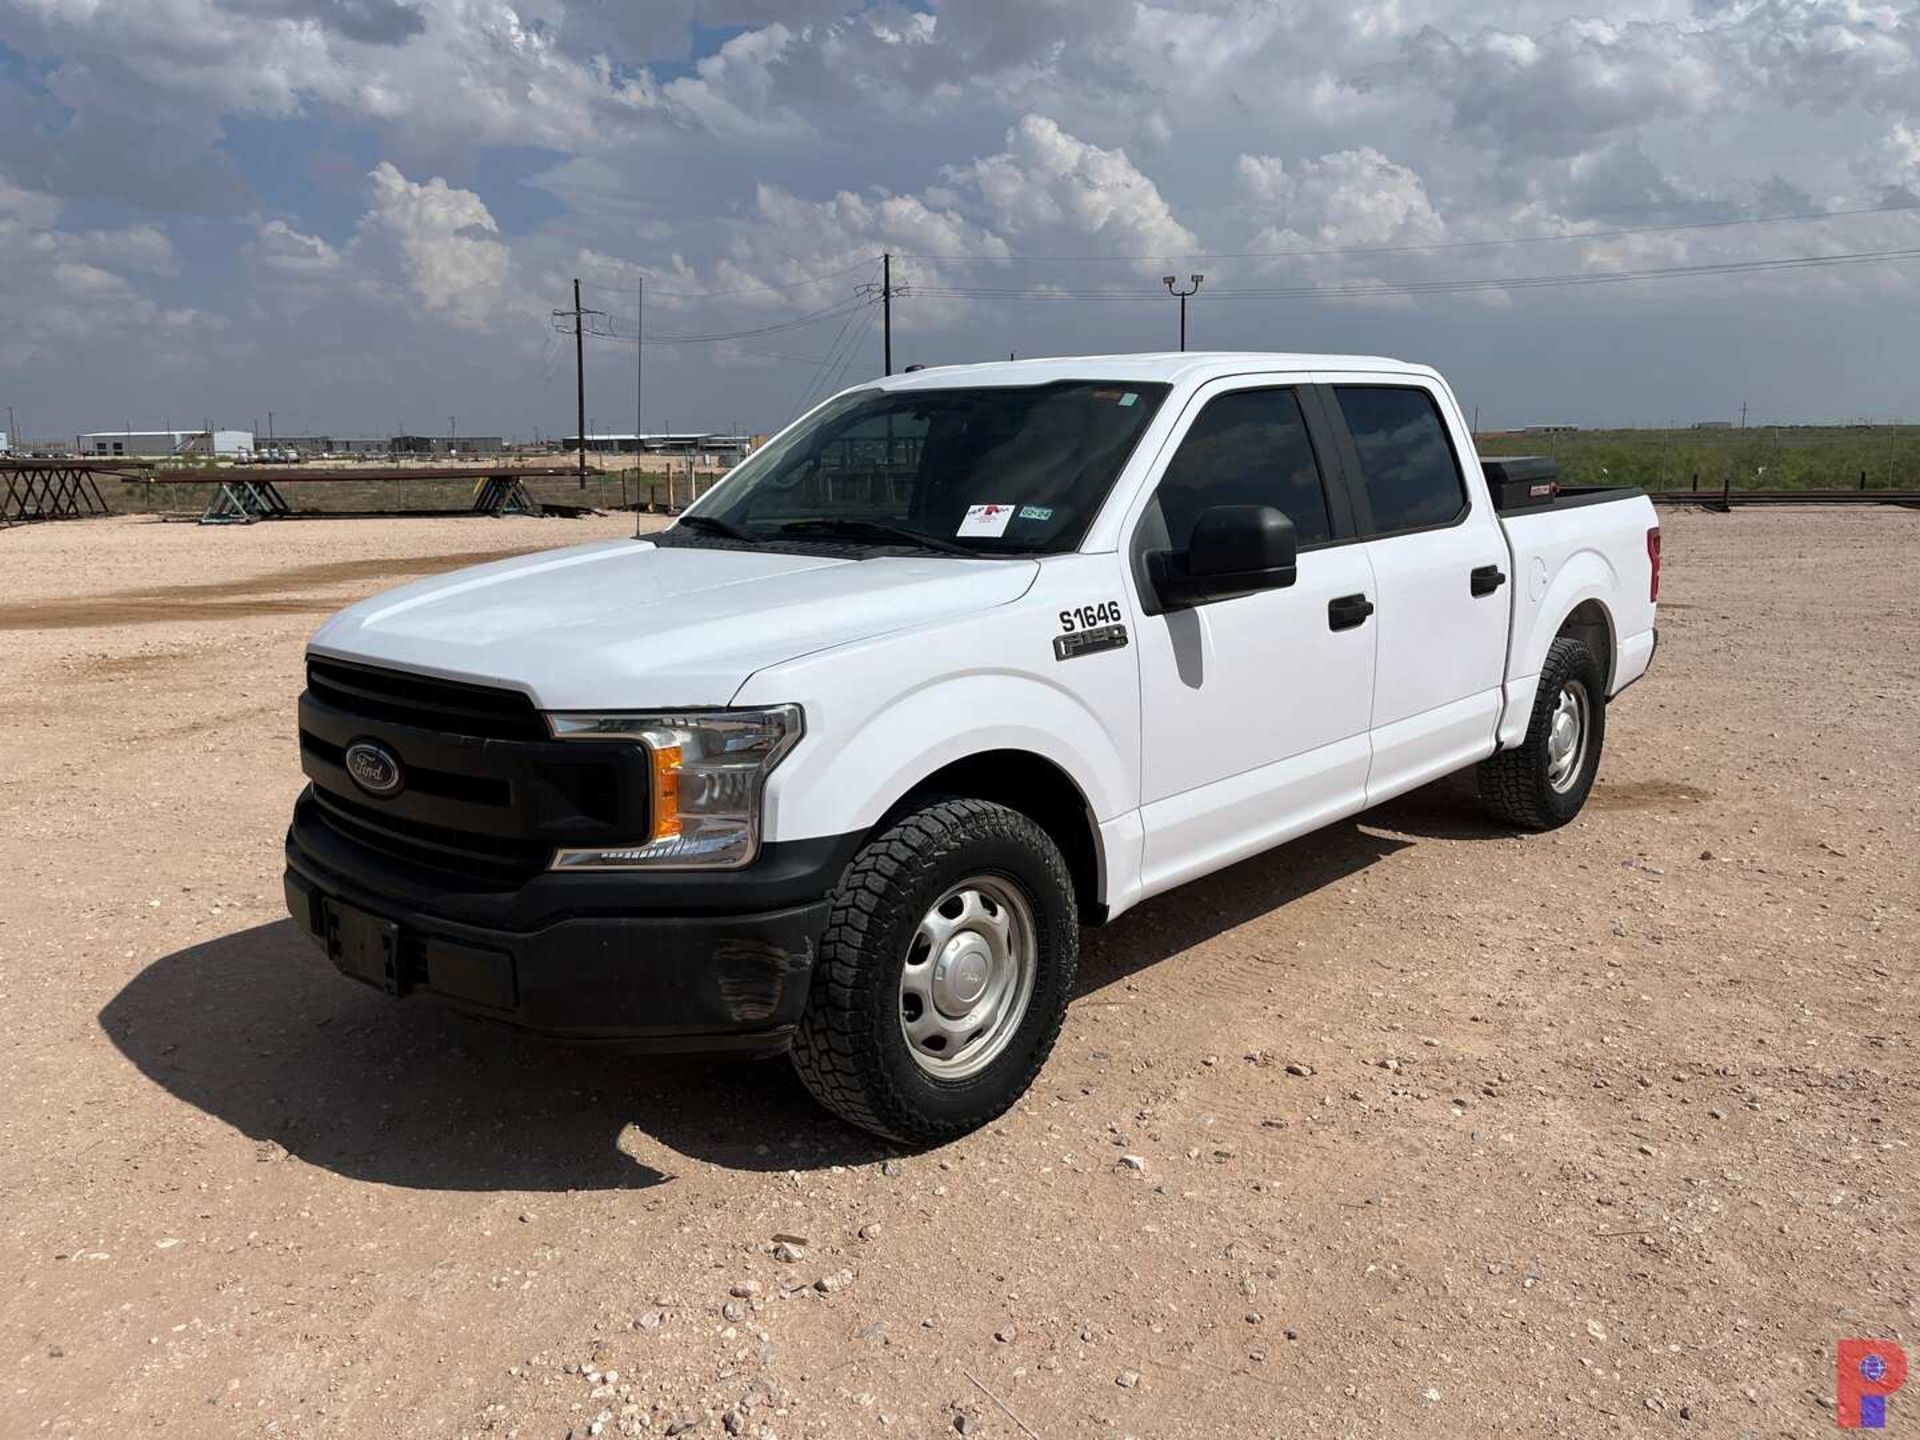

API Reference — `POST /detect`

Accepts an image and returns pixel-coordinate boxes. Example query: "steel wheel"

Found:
[1545,679,1590,793]
[897,874,1037,1080]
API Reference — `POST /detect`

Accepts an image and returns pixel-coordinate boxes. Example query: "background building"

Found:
[77,428,253,457]
[389,434,505,457]
[562,432,757,463]
[274,436,389,458]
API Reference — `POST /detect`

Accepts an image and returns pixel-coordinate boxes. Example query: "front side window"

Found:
[1153,387,1333,549]
[686,380,1170,555]
[1334,385,1467,535]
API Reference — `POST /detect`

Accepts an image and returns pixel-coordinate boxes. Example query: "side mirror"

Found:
[1148,504,1298,609]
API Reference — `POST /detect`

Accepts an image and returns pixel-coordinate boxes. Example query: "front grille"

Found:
[299,731,512,807]
[310,787,552,886]
[306,657,546,741]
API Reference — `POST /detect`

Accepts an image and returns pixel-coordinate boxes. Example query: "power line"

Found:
[903,244,1920,304]
[891,200,1920,264]
[577,257,879,300]
[788,297,872,420]
[590,296,873,346]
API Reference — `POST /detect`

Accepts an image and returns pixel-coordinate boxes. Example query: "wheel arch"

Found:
[1556,597,1616,693]
[1522,551,1621,689]
[878,749,1107,922]
[1498,561,1621,749]
[760,671,1131,920]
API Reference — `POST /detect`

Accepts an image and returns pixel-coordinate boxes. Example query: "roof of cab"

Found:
[869,351,1429,391]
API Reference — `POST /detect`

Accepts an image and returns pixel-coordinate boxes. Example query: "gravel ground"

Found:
[1,507,1915,1438]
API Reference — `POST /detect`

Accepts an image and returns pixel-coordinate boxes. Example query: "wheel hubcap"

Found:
[1545,680,1589,793]
[899,876,1037,1079]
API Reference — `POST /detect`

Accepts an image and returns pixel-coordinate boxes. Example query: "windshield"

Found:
[681,380,1171,555]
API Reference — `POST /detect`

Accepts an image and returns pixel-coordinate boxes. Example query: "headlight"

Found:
[545,705,802,870]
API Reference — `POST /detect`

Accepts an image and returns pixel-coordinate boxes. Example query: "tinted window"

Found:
[693,381,1170,554]
[1154,388,1332,549]
[1335,386,1467,534]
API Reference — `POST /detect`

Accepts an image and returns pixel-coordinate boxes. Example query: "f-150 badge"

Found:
[1054,623,1128,661]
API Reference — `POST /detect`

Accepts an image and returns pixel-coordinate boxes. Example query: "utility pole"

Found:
[882,252,893,376]
[636,275,644,459]
[267,410,274,441]
[1739,400,1748,429]
[550,279,602,488]
[573,278,587,487]
[1163,274,1204,351]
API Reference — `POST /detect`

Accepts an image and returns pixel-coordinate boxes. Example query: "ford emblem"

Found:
[344,740,404,798]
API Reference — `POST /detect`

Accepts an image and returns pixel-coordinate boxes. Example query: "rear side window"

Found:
[1334,386,1467,535]
[1154,388,1333,549]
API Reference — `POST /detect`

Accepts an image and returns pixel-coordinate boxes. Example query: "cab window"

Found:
[1153,387,1333,550]
[1334,385,1468,535]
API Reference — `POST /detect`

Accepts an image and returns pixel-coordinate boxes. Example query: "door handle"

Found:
[1328,593,1374,631]
[1470,564,1507,597]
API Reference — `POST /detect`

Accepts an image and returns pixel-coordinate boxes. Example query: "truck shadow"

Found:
[97,920,884,1191]
[1076,818,1412,996]
[99,789,1481,1191]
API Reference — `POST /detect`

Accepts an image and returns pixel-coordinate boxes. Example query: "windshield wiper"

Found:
[774,518,979,557]
[673,513,761,543]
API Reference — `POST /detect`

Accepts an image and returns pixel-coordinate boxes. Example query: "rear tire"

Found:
[790,799,1078,1145]
[1478,635,1607,830]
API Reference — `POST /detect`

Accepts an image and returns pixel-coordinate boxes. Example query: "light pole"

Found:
[1163,273,1204,351]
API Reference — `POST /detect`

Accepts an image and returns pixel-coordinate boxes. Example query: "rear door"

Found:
[1128,378,1377,897]
[1317,375,1509,804]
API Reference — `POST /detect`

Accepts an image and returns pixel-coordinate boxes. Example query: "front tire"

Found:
[1478,635,1607,830]
[790,799,1078,1145]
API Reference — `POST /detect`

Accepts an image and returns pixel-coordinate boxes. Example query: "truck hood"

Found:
[308,539,1039,709]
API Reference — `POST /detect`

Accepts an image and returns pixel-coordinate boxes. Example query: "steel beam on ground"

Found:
[0,460,118,528]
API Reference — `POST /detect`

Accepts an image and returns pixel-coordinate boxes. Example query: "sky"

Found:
[1,0,1918,443]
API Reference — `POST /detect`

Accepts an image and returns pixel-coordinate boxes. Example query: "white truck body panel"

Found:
[310,541,1039,710]
[307,352,1657,925]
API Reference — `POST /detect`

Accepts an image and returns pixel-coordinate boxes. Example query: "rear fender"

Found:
[1498,549,1618,749]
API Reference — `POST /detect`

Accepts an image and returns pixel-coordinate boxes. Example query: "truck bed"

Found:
[1490,458,1660,737]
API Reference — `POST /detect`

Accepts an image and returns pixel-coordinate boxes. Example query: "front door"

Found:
[1130,381,1378,898]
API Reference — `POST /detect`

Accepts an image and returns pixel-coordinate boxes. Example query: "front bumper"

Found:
[284,792,847,1051]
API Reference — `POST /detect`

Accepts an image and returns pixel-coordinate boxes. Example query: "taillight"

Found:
[1647,527,1662,603]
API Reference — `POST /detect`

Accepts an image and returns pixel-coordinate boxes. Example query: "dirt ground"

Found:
[2,507,1915,1439]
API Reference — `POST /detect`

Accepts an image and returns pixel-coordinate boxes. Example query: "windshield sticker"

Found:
[1119,392,1139,407]
[958,503,1015,538]
[1017,505,1054,522]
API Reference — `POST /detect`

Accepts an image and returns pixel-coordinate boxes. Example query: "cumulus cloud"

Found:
[1405,18,1722,159]
[945,116,1198,256]
[216,0,429,45]
[358,162,509,328]
[651,116,1197,336]
[245,218,347,284]
[1237,149,1447,250]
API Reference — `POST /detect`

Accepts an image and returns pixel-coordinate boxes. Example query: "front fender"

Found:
[762,669,1131,844]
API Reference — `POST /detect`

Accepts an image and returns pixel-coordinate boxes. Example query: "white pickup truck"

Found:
[285,353,1659,1142]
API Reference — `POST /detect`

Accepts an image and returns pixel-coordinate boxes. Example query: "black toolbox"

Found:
[1481,455,1560,511]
